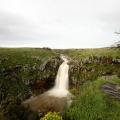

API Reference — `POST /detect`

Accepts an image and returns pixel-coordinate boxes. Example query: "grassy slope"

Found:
[63,48,120,86]
[0,48,55,102]
[54,48,120,120]
[62,76,120,120]
[53,47,120,60]
[0,48,54,69]
[0,47,120,120]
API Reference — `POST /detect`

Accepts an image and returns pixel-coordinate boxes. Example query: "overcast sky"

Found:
[0,0,120,48]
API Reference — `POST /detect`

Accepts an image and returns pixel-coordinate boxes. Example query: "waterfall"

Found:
[22,55,70,111]
[55,61,69,90]
[47,56,69,97]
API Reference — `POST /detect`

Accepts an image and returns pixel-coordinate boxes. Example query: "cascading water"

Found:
[22,55,70,111]
[47,59,69,97]
[55,61,69,90]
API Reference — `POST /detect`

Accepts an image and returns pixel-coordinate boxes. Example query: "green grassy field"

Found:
[0,47,119,68]
[62,76,120,120]
[0,47,120,120]
[0,48,54,69]
[53,47,120,60]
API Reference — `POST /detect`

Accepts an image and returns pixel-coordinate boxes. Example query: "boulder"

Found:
[101,83,120,101]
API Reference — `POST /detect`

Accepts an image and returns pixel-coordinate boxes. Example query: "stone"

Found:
[101,83,120,101]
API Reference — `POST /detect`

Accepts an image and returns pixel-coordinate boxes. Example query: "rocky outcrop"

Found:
[0,55,120,106]
[0,57,62,104]
[0,49,120,120]
[101,83,120,101]
[69,55,120,85]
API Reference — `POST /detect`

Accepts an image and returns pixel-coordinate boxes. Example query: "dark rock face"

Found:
[69,56,120,85]
[1,98,39,120]
[30,58,62,94]
[101,83,120,101]
[0,57,62,104]
[0,54,120,119]
[0,55,119,104]
[0,52,120,119]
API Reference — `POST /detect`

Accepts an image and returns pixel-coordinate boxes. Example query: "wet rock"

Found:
[44,58,61,70]
[14,65,23,71]
[100,75,119,80]
[1,68,5,73]
[38,109,48,117]
[71,77,77,85]
[11,78,17,82]
[66,93,75,107]
[69,64,74,72]
[101,83,120,101]
[1,65,23,75]
[91,68,95,72]
[32,80,46,94]
[22,64,29,71]
[112,58,120,64]
[100,70,114,76]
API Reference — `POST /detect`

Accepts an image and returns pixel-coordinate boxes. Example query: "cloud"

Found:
[0,0,120,48]
[0,10,29,39]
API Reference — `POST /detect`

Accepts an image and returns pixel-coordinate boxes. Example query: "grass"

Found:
[53,47,120,60]
[0,47,120,120]
[0,48,55,102]
[62,76,120,120]
[0,48,54,69]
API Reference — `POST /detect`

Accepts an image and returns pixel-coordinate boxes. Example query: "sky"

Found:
[0,0,120,49]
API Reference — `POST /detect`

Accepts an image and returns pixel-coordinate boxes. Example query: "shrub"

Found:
[2,98,38,120]
[117,73,120,78]
[69,88,78,95]
[40,111,62,120]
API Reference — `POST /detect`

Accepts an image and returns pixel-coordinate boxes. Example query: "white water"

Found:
[47,56,69,97]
